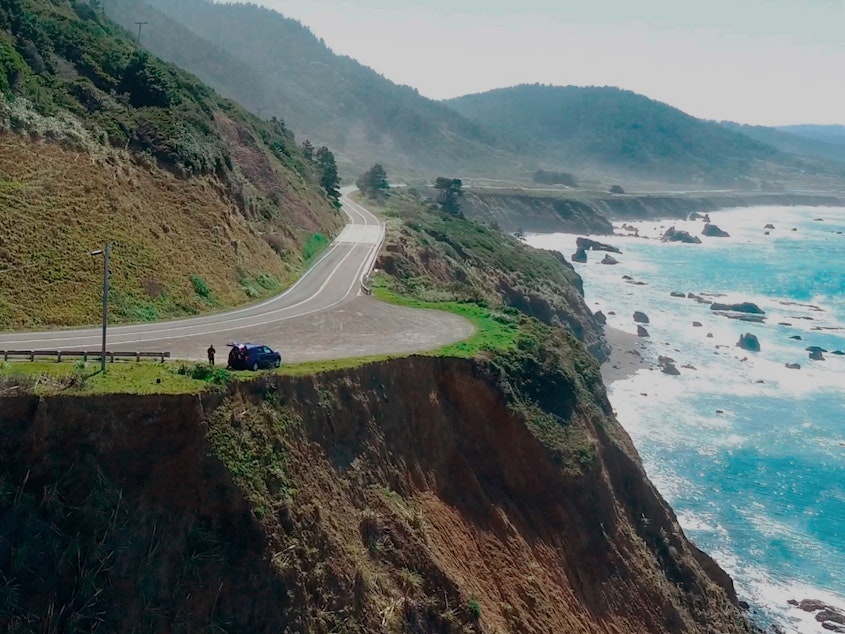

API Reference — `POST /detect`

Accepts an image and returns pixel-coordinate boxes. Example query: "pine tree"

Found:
[356,163,389,199]
[434,177,463,216]
[315,146,340,206]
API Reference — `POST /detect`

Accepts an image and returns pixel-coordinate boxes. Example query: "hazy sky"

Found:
[252,0,844,126]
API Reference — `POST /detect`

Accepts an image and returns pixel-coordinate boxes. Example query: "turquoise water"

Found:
[527,206,845,633]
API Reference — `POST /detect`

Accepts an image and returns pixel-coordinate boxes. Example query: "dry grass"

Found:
[0,135,324,329]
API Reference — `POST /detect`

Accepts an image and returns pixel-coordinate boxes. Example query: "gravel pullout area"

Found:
[173,296,476,364]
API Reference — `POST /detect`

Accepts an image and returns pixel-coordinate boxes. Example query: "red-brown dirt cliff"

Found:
[0,355,750,633]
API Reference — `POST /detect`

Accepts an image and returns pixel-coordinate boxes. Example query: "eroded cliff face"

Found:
[460,189,845,236]
[0,355,749,633]
[460,191,615,235]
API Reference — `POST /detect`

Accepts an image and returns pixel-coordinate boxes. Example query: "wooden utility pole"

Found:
[90,243,111,373]
[134,20,148,43]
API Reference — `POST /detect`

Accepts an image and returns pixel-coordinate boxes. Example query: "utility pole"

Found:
[90,243,111,373]
[134,20,148,43]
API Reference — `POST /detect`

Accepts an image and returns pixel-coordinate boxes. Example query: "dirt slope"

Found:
[0,355,750,633]
[0,132,340,329]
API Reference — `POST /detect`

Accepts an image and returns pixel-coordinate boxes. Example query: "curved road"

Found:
[0,190,474,363]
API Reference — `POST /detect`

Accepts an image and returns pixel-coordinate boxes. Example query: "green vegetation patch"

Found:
[207,398,297,508]
[174,362,232,385]
[302,232,329,264]
[239,272,281,299]
[190,274,213,302]
[0,359,211,395]
[373,282,520,358]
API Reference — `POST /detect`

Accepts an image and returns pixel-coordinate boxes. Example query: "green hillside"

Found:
[105,0,531,179]
[721,122,845,166]
[445,84,792,183]
[776,124,845,146]
[0,0,342,329]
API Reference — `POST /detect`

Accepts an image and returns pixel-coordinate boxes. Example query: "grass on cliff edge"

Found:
[370,281,521,358]
[0,290,520,395]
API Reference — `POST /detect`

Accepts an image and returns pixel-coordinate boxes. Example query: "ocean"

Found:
[526,205,845,633]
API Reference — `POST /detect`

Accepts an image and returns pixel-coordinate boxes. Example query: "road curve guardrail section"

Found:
[0,350,170,363]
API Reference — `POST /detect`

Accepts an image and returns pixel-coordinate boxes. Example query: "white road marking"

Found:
[0,189,387,350]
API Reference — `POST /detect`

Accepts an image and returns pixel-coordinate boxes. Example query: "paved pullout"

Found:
[0,190,475,362]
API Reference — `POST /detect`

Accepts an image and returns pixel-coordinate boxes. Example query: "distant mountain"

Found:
[776,125,845,146]
[99,0,845,186]
[446,84,791,183]
[106,0,528,179]
[721,122,845,164]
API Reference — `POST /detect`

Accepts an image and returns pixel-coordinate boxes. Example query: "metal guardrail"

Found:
[0,350,170,363]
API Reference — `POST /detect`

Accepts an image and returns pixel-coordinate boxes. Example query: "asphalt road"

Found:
[0,190,475,363]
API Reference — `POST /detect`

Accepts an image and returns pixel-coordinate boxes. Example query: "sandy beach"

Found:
[600,326,652,385]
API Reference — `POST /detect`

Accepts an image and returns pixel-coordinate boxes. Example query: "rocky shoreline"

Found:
[588,213,845,634]
[460,188,845,235]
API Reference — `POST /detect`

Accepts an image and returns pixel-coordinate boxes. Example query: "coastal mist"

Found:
[528,205,845,634]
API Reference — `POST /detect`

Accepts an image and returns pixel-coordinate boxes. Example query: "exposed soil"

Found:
[0,355,751,633]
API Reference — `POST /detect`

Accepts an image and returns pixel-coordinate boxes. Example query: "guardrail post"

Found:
[3,351,7,361]
[83,352,88,362]
[29,351,34,362]
[109,352,114,363]
[57,351,62,363]
[135,351,140,362]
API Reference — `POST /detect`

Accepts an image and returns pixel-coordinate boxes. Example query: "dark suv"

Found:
[226,343,282,370]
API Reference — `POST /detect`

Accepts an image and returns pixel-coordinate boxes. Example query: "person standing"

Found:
[207,344,216,365]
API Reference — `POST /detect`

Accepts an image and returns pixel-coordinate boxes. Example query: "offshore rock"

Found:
[662,227,702,244]
[710,302,765,314]
[572,248,588,263]
[633,311,650,324]
[737,333,761,352]
[661,363,681,375]
[576,237,622,253]
[601,254,620,265]
[702,223,730,237]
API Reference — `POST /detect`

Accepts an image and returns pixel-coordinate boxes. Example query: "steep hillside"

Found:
[0,172,754,632]
[446,84,834,185]
[0,351,751,633]
[458,189,615,235]
[0,0,343,329]
[368,190,609,360]
[455,188,845,234]
[105,0,531,179]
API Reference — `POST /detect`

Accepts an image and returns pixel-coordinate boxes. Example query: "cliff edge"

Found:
[0,343,749,632]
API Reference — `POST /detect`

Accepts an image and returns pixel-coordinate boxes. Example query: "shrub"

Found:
[190,275,211,300]
[175,363,231,384]
[118,51,174,109]
[0,372,36,393]
[0,38,28,92]
[302,233,328,262]
[468,598,481,620]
